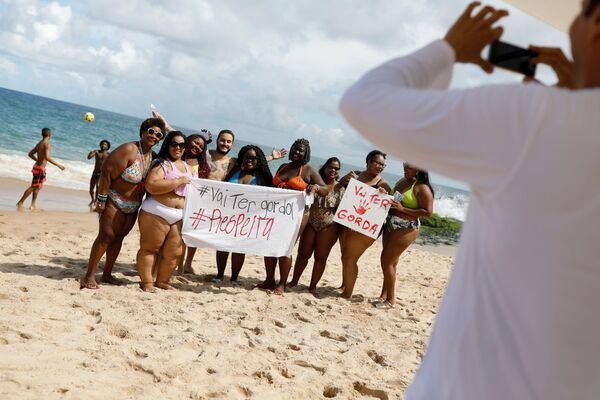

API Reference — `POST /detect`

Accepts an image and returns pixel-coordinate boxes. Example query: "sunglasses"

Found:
[169,142,186,150]
[328,166,341,171]
[147,128,164,140]
[243,156,258,162]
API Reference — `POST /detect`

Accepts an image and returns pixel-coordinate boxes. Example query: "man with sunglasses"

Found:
[82,118,166,290]
[341,1,600,399]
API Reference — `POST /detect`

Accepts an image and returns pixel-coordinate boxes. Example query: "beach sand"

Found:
[0,182,454,399]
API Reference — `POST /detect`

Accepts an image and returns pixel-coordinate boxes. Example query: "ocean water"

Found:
[0,87,469,220]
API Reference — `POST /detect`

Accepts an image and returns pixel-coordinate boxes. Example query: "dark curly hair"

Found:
[139,118,166,138]
[184,133,211,179]
[225,145,273,187]
[318,157,341,182]
[151,131,187,171]
[288,138,311,165]
[585,0,600,16]
[366,150,386,164]
[99,139,111,150]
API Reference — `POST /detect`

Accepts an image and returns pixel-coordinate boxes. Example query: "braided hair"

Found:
[289,138,311,165]
[225,145,274,187]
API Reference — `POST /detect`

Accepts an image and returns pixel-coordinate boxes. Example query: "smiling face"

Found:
[367,154,386,175]
[325,160,341,181]
[216,133,234,155]
[168,136,186,161]
[289,143,306,162]
[141,125,163,148]
[241,149,258,171]
[188,138,205,157]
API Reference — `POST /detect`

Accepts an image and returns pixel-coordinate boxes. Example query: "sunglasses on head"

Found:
[169,142,186,150]
[243,155,258,162]
[147,128,164,140]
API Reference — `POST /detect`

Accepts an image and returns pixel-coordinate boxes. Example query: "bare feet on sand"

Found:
[140,282,157,293]
[255,280,276,291]
[155,282,176,290]
[80,278,100,290]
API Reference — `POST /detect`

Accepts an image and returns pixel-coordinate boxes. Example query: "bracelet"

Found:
[96,194,108,203]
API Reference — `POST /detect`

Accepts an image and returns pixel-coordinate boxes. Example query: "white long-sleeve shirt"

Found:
[340,40,600,400]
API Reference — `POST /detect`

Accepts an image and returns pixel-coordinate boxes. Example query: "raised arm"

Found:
[87,150,97,160]
[152,111,174,133]
[339,3,546,194]
[305,166,328,196]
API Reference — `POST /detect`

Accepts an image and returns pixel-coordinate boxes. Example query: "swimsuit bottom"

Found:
[108,189,141,214]
[308,208,337,232]
[386,216,420,232]
[31,164,46,188]
[92,171,102,179]
[141,196,183,225]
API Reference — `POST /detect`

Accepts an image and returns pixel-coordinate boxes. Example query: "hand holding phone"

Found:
[488,40,538,77]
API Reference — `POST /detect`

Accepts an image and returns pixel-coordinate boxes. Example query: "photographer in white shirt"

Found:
[340,1,600,399]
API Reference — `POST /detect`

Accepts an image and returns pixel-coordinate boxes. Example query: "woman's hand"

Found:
[178,176,192,186]
[306,184,318,195]
[94,201,106,214]
[378,186,388,194]
[271,148,288,160]
[339,170,358,187]
[391,199,405,212]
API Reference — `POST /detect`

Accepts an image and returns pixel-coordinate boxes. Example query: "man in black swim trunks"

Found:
[87,140,111,205]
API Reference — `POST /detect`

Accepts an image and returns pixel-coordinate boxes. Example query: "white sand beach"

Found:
[0,195,453,399]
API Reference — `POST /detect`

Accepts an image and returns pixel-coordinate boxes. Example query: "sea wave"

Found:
[434,193,468,221]
[0,149,94,191]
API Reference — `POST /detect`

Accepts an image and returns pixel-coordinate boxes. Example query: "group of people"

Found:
[78,112,434,308]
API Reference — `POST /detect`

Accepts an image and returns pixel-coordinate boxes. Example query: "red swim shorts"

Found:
[31,164,46,188]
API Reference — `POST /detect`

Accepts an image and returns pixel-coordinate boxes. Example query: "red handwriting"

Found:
[336,209,379,235]
[353,185,390,209]
[189,208,274,239]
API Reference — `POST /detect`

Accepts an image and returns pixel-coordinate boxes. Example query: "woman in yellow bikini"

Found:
[81,118,165,289]
[374,163,434,309]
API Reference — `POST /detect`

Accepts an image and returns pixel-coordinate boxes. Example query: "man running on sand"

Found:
[16,127,65,211]
[87,139,111,205]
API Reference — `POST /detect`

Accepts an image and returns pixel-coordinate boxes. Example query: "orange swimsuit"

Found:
[273,164,308,191]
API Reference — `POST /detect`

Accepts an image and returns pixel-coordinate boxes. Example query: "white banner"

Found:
[182,179,307,257]
[333,178,392,239]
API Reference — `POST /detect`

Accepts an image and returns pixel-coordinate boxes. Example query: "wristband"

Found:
[96,194,108,203]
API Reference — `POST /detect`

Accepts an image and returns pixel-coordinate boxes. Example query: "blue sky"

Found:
[0,0,569,189]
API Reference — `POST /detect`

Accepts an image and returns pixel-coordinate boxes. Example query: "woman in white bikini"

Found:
[136,131,195,292]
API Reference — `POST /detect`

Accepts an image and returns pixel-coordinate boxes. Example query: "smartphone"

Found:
[488,40,538,77]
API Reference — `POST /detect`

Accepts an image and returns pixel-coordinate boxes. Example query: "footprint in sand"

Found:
[252,369,274,384]
[279,367,294,379]
[294,360,326,374]
[367,350,388,366]
[287,344,301,351]
[320,330,348,342]
[323,385,342,398]
[353,381,389,400]
[292,312,311,323]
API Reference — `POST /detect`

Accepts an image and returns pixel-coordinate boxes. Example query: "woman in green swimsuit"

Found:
[81,118,166,289]
[374,163,434,309]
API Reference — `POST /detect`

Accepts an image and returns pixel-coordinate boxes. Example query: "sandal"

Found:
[368,297,384,304]
[374,300,395,309]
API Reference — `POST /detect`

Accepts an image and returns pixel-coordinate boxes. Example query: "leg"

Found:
[289,224,317,287]
[101,211,138,284]
[340,230,376,299]
[182,247,198,274]
[156,221,185,289]
[176,245,186,275]
[274,256,292,295]
[257,257,277,290]
[337,228,347,290]
[29,187,41,210]
[16,186,35,210]
[230,253,246,283]
[82,202,121,289]
[380,228,419,306]
[89,174,99,205]
[214,251,229,282]
[136,210,170,292]
[308,224,340,293]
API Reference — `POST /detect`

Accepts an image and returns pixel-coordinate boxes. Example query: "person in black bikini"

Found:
[338,150,390,299]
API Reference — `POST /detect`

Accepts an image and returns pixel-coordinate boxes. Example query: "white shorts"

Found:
[141,196,183,225]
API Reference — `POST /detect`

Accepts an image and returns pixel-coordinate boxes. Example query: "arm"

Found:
[339,3,545,195]
[152,111,174,132]
[266,148,288,162]
[44,144,65,170]
[305,166,328,196]
[391,184,434,220]
[339,170,359,188]
[87,150,97,160]
[145,163,191,195]
[28,145,38,162]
